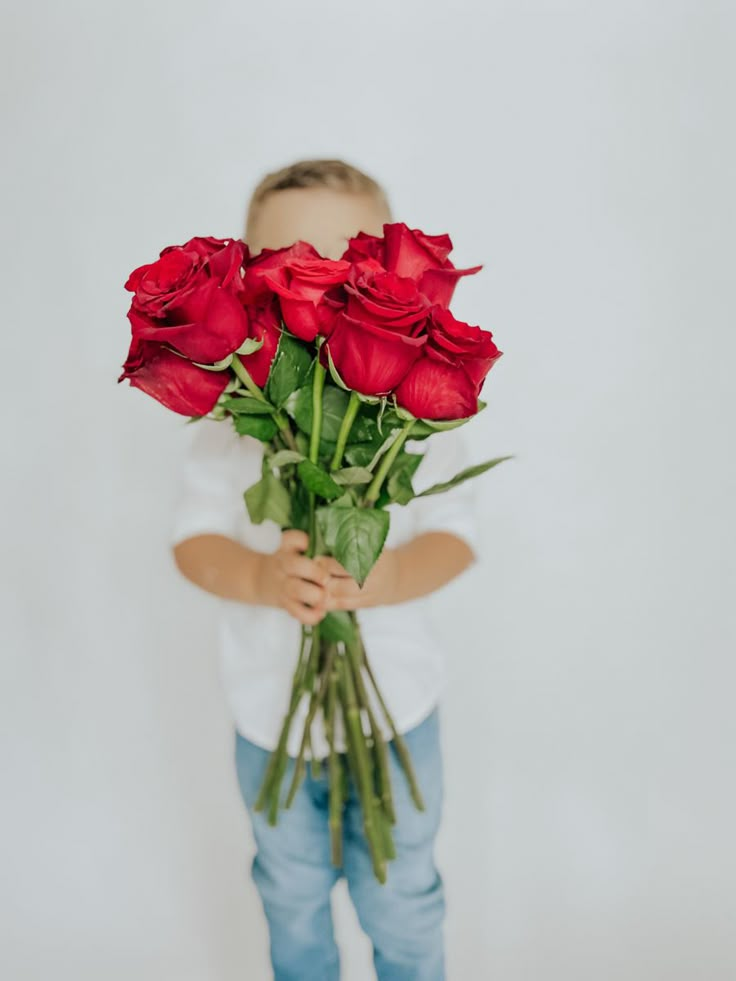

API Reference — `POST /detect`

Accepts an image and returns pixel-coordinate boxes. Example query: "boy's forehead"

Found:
[247,186,389,258]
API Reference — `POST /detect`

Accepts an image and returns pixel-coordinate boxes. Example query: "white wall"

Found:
[2,2,734,978]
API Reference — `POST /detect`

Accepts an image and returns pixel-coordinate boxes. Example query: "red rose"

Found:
[394,309,502,420]
[125,236,250,363]
[324,311,426,396]
[394,357,477,420]
[117,338,230,416]
[243,242,351,341]
[340,230,386,265]
[342,222,482,308]
[425,307,503,393]
[322,264,430,396]
[344,263,430,336]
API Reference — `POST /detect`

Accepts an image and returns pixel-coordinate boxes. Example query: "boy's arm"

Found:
[173,530,329,626]
[169,419,328,625]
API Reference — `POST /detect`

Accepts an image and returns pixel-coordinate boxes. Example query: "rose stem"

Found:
[349,612,425,812]
[294,356,326,738]
[330,390,361,471]
[337,651,386,883]
[306,358,327,546]
[364,418,416,504]
[310,738,322,780]
[344,635,396,824]
[325,666,343,867]
[254,626,310,815]
[346,643,397,859]
[285,644,335,808]
[231,354,297,448]
[376,798,397,861]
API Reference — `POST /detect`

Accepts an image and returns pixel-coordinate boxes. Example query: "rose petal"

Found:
[118,340,229,416]
[384,223,454,277]
[325,311,426,396]
[394,356,478,420]
[128,286,249,363]
[418,265,483,307]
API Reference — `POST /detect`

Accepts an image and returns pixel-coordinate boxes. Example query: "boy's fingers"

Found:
[283,554,328,585]
[325,589,367,611]
[281,529,310,553]
[315,555,351,578]
[287,579,325,609]
[285,600,325,626]
[325,577,362,602]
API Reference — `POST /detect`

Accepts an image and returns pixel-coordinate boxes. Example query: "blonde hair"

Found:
[245,158,392,240]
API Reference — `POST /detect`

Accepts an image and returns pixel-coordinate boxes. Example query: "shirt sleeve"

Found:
[168,418,256,547]
[407,425,481,551]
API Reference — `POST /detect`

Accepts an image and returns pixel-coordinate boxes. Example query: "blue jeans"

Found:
[234,707,445,981]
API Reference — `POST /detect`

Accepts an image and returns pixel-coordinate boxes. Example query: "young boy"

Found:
[171,159,481,981]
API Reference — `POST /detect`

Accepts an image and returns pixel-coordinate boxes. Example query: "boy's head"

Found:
[244,158,392,260]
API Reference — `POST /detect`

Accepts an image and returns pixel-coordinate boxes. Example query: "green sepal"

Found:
[269,449,305,468]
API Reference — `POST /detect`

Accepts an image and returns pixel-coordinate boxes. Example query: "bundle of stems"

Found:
[253,612,425,883]
[253,361,425,884]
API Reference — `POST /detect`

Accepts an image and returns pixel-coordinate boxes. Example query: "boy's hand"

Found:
[256,530,329,626]
[317,548,400,611]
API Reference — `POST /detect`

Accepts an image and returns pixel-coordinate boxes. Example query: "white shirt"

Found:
[169,416,480,758]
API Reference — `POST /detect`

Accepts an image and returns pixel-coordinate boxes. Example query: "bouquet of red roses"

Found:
[119,224,510,883]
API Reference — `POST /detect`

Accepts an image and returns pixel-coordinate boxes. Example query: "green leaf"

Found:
[222,396,275,415]
[266,333,314,408]
[297,459,344,500]
[315,502,351,550]
[269,449,305,468]
[244,473,292,526]
[332,507,390,587]
[320,611,357,645]
[232,414,279,441]
[417,455,514,497]
[343,428,402,470]
[387,451,424,505]
[332,466,373,485]
[343,444,375,468]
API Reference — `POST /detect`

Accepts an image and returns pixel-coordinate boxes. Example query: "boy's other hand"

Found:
[317,548,400,611]
[256,530,329,626]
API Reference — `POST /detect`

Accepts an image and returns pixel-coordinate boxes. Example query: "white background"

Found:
[2,2,734,979]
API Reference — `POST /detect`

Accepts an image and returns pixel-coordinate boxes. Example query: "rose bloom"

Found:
[342,222,482,308]
[394,307,503,420]
[117,338,230,416]
[323,262,429,396]
[125,236,251,364]
[243,241,351,341]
